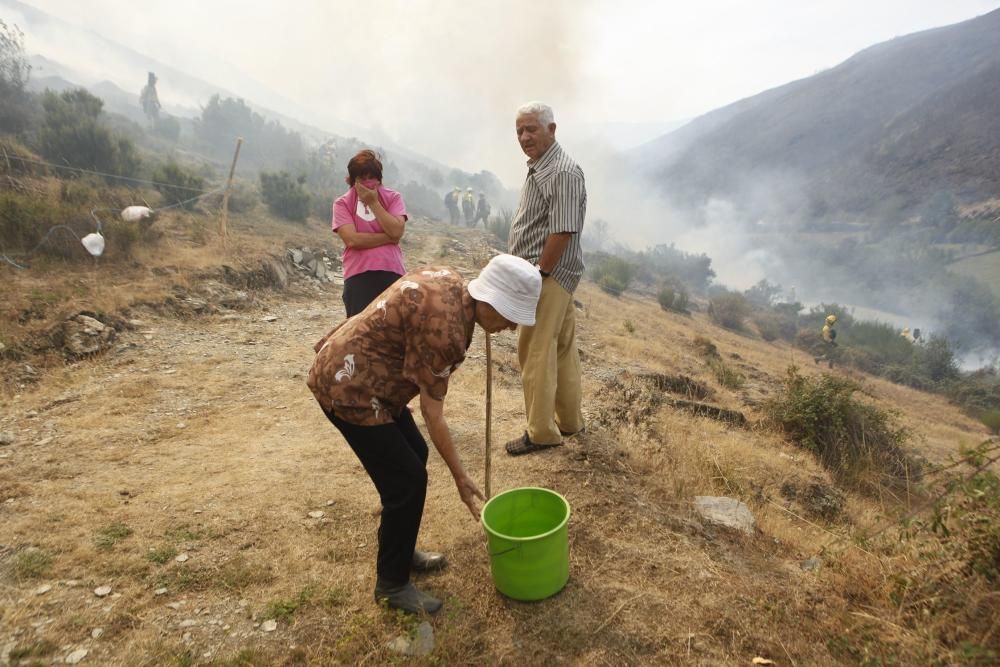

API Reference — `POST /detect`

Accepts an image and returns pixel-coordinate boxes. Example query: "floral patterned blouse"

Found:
[307,267,475,426]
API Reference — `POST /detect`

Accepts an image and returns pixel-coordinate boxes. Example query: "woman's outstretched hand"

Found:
[455,474,486,519]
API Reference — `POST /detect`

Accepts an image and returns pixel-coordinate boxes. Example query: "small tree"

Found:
[709,291,751,330]
[38,89,140,177]
[260,171,310,222]
[0,20,34,134]
[591,256,635,296]
[151,161,205,210]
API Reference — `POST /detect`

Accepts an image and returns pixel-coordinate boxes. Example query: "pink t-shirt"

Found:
[331,186,407,279]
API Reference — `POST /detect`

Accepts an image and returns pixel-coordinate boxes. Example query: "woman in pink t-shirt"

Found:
[332,150,408,316]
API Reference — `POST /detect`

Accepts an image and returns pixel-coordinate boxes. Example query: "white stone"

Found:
[34,584,52,595]
[91,628,103,639]
[154,588,168,596]
[693,496,756,534]
[93,586,112,597]
[307,511,325,519]
[65,648,88,664]
[387,621,434,657]
[179,619,198,628]
[261,619,278,632]
[175,553,189,563]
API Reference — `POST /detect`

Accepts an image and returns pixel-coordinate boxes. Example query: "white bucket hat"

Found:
[468,254,542,326]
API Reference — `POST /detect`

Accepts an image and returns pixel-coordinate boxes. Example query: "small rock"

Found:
[35,437,53,446]
[693,496,756,534]
[175,553,189,563]
[91,628,103,639]
[800,557,822,572]
[261,619,278,632]
[179,619,198,628]
[65,648,88,664]
[326,499,335,506]
[154,588,168,596]
[0,432,13,446]
[34,584,52,595]
[387,621,434,657]
[166,602,182,610]
[183,632,192,642]
[262,315,278,323]
[308,510,325,519]
[93,586,112,597]
[64,580,80,587]
[176,422,187,429]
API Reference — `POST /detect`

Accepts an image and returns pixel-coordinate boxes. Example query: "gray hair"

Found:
[516,101,554,126]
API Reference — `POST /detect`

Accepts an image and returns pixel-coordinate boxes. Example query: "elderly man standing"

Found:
[505,101,586,456]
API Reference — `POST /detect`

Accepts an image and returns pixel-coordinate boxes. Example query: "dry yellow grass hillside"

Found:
[1,207,996,665]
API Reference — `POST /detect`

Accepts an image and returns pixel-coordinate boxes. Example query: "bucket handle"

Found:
[488,544,522,557]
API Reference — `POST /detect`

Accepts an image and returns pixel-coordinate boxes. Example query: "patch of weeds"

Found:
[322,587,347,609]
[146,546,178,565]
[692,335,720,359]
[206,648,273,667]
[263,585,316,622]
[96,522,133,551]
[623,319,636,334]
[9,639,58,664]
[217,555,273,593]
[164,524,204,542]
[13,549,53,581]
[707,357,745,390]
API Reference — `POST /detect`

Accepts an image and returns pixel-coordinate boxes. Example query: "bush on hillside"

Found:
[765,366,918,491]
[486,207,513,249]
[709,291,750,330]
[260,171,310,222]
[151,115,181,142]
[591,256,635,296]
[38,89,140,178]
[151,161,205,210]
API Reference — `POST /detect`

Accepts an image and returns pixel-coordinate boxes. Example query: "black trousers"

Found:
[323,407,429,585]
[342,270,402,317]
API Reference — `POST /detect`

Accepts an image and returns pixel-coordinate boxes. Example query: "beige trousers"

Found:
[518,277,584,445]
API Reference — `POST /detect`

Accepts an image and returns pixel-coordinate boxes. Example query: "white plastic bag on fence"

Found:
[120,206,153,222]
[81,232,105,257]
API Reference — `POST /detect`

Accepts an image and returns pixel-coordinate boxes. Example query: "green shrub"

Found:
[709,292,750,330]
[692,335,720,359]
[623,319,635,334]
[260,170,310,222]
[751,311,782,341]
[95,522,132,551]
[38,88,140,177]
[13,549,52,580]
[591,256,635,296]
[658,283,690,312]
[980,409,1000,434]
[707,357,744,389]
[764,366,918,491]
[486,207,514,249]
[151,161,205,210]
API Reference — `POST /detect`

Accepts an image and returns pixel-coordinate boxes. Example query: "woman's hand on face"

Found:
[355,181,378,207]
[455,474,485,519]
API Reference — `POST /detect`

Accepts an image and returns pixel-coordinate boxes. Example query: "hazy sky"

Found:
[21,0,1000,184]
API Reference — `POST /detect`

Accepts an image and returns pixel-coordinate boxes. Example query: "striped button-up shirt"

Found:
[508,141,587,293]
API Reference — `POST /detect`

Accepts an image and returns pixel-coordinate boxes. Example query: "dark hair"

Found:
[346,150,383,185]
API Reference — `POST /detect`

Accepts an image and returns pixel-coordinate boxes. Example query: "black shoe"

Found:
[412,550,448,573]
[374,579,442,615]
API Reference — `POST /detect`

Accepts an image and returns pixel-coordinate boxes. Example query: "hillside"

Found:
[2,194,997,664]
[638,8,1000,222]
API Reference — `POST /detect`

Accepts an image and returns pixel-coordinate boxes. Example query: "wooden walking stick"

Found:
[484,332,493,500]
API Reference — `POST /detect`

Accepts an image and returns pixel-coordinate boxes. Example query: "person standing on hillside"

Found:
[307,255,542,614]
[444,187,461,226]
[475,192,491,227]
[331,150,408,317]
[505,101,587,456]
[814,314,838,368]
[462,187,476,226]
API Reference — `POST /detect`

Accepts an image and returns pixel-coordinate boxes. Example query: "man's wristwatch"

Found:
[536,264,550,278]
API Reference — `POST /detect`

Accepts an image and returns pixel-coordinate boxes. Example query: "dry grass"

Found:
[0,208,995,664]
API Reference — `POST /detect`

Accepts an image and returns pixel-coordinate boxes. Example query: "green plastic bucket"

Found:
[481,487,570,601]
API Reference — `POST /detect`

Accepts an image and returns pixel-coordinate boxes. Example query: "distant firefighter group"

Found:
[444,187,491,227]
